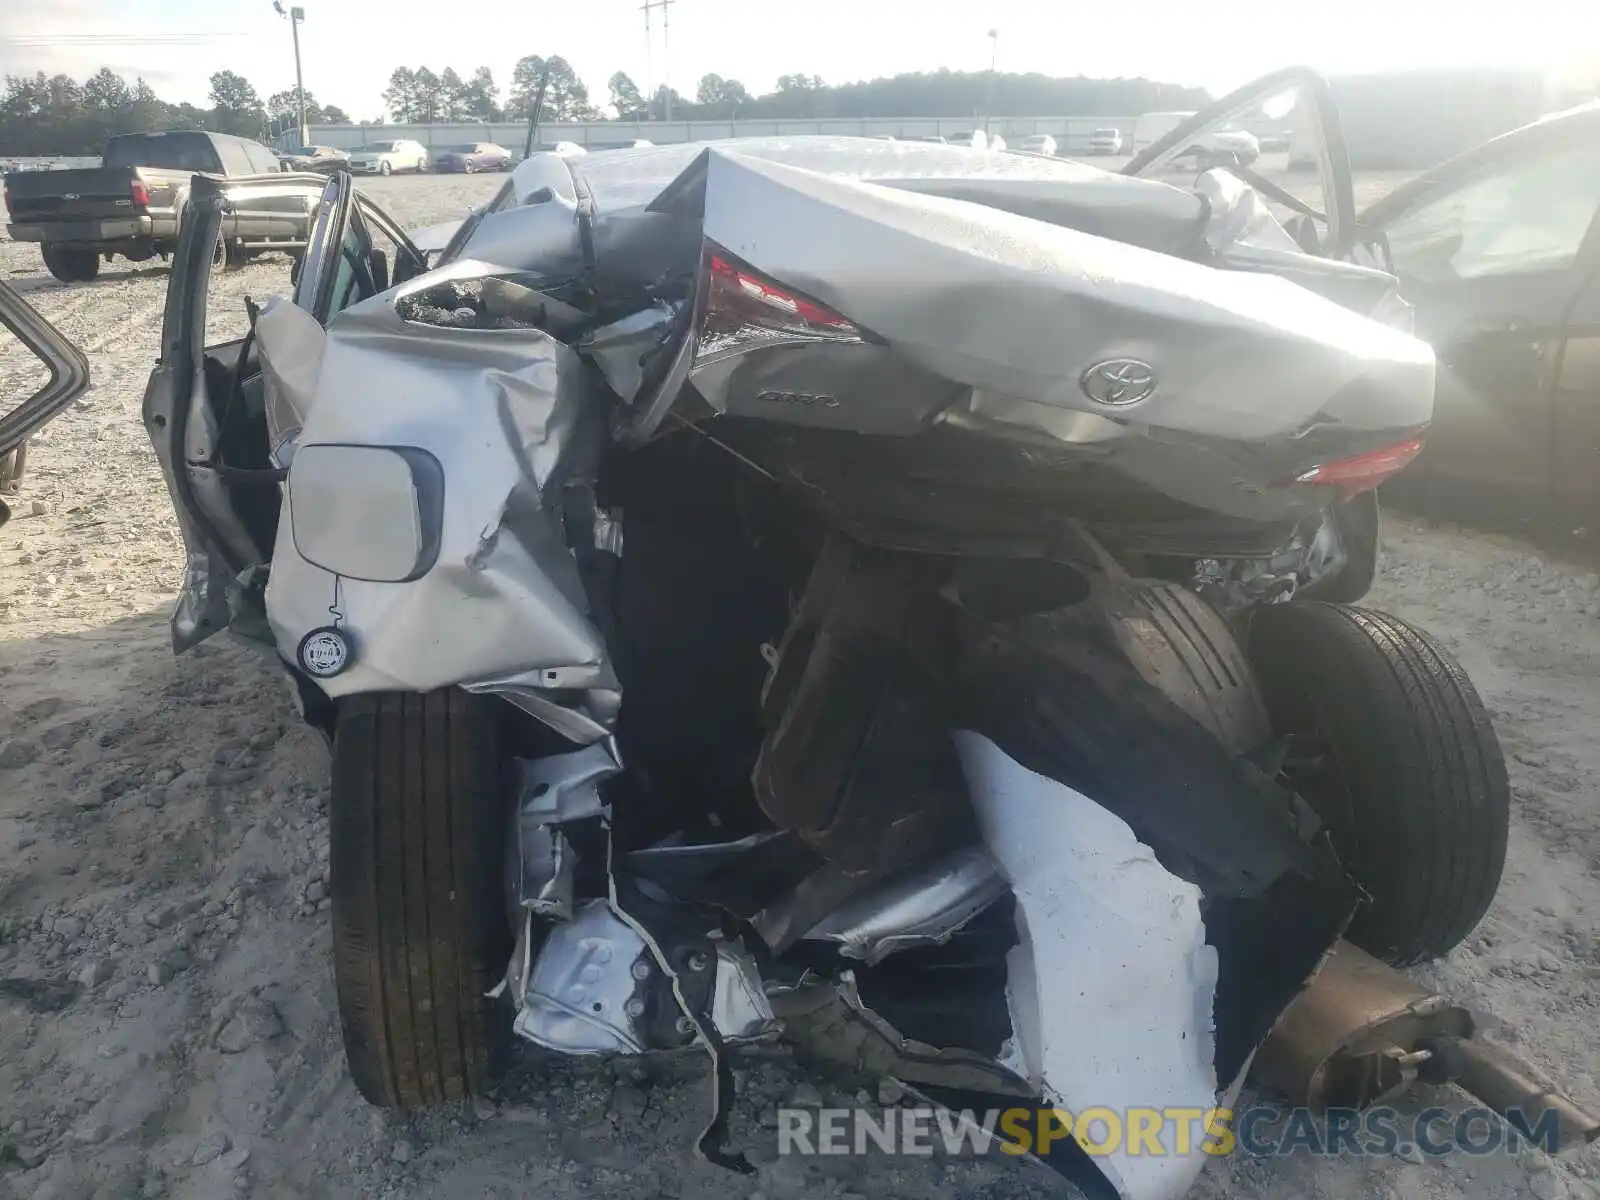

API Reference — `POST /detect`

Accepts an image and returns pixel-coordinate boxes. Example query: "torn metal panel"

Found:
[954,730,1218,1200]
[770,971,1035,1098]
[515,743,619,823]
[252,294,326,467]
[511,899,650,1055]
[800,846,1007,965]
[577,303,679,405]
[263,260,615,707]
[708,940,780,1042]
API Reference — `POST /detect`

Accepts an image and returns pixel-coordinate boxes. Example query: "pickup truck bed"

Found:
[4,131,322,283]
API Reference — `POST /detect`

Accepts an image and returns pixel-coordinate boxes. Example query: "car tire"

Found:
[1298,492,1380,604]
[1248,602,1509,966]
[379,160,392,176]
[330,689,512,1108]
[40,244,100,283]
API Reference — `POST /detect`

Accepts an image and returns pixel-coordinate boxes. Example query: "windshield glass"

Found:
[104,133,221,172]
[360,142,399,153]
[1093,129,1118,137]
[437,145,476,154]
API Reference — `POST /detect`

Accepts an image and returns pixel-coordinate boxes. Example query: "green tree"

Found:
[458,66,499,120]
[208,70,264,136]
[609,71,644,119]
[509,55,590,121]
[695,73,751,117]
[382,66,421,122]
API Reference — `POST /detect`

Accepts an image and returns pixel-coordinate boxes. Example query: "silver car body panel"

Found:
[260,258,614,712]
[954,730,1221,1200]
[799,845,1009,965]
[241,134,1432,711]
[690,148,1433,445]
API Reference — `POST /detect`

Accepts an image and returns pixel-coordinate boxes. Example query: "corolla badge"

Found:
[1081,358,1157,406]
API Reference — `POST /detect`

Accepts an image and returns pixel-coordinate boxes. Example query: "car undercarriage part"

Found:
[1254,941,1600,1151]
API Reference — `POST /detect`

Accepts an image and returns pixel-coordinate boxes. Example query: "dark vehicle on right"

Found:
[4,130,320,282]
[431,143,512,174]
[277,144,350,173]
[1354,103,1600,521]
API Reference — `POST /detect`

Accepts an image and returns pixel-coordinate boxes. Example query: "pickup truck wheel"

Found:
[40,245,100,283]
[1248,603,1509,966]
[330,689,512,1108]
[0,440,28,492]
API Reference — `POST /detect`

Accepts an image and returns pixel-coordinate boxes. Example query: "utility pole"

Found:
[985,28,999,136]
[273,2,308,146]
[641,0,675,122]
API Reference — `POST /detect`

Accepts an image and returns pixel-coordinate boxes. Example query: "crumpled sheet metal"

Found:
[251,294,326,466]
[954,730,1220,1200]
[799,845,1008,965]
[507,743,620,922]
[510,899,650,1055]
[694,148,1435,444]
[262,259,615,710]
[709,939,779,1043]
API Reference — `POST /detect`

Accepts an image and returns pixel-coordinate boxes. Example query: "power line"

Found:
[0,33,254,45]
[640,0,674,120]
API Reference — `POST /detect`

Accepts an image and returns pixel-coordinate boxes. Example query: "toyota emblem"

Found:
[1081,358,1157,407]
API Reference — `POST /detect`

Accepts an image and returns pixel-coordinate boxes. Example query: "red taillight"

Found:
[704,247,858,334]
[695,245,864,369]
[1294,436,1425,499]
[130,181,150,207]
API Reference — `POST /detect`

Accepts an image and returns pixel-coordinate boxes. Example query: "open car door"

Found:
[1125,66,1359,262]
[0,279,90,525]
[143,170,423,652]
[1352,106,1600,511]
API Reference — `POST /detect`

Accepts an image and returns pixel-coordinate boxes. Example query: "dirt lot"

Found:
[1,170,1598,1200]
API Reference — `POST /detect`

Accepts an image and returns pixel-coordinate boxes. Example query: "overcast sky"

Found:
[2,0,1595,119]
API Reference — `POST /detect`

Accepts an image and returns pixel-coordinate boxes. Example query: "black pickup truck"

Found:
[3,130,321,282]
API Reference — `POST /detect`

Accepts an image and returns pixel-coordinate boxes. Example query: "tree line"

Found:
[0,68,350,156]
[392,56,1211,124]
[2,60,1211,157]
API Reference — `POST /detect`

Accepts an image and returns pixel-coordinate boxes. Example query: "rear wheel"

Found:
[1249,603,1509,965]
[40,245,100,283]
[330,689,512,1107]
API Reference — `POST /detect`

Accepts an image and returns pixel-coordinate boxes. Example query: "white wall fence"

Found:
[297,114,1236,154]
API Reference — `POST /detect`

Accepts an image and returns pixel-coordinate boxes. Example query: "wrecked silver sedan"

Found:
[141,69,1597,1198]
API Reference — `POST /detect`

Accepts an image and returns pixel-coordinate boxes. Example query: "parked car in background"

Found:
[1088,128,1125,155]
[1355,102,1600,518]
[431,143,513,174]
[348,140,429,175]
[521,141,588,159]
[1019,134,1057,156]
[3,130,316,282]
[1184,126,1261,166]
[277,144,349,173]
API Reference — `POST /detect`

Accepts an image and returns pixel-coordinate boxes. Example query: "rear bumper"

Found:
[7,216,155,243]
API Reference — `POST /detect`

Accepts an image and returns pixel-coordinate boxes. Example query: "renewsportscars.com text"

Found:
[776,1105,1562,1159]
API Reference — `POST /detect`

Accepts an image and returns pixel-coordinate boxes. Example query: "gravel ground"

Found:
[1,170,1598,1200]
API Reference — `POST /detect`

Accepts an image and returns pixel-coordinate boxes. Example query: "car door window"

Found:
[1384,143,1600,284]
